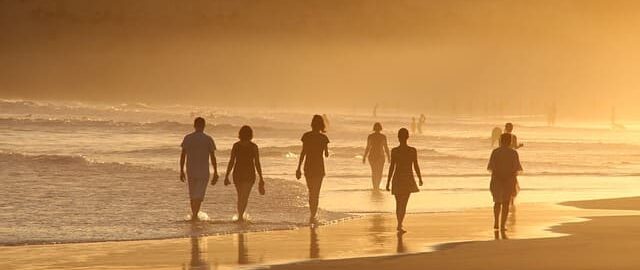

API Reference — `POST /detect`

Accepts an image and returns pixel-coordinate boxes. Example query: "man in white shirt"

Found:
[180,117,218,221]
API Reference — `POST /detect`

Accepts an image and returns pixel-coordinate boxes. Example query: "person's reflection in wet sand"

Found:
[396,232,406,253]
[186,237,210,270]
[369,214,387,248]
[237,233,250,264]
[494,230,509,240]
[310,227,320,259]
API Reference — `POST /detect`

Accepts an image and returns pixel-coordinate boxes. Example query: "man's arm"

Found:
[210,151,219,184]
[180,149,186,182]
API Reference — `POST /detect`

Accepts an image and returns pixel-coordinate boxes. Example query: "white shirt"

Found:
[181,131,216,180]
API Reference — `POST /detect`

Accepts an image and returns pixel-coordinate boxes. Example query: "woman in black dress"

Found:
[363,122,390,190]
[296,115,330,224]
[224,126,265,222]
[386,128,423,233]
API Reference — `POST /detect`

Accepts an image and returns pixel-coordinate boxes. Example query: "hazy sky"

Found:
[2,0,640,116]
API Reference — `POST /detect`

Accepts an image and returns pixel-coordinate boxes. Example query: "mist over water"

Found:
[2,99,640,245]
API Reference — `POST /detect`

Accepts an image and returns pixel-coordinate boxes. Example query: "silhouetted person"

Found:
[418,114,426,134]
[503,122,523,211]
[363,122,390,190]
[410,117,417,135]
[386,128,423,233]
[504,123,523,149]
[296,115,330,225]
[373,104,379,118]
[491,127,502,148]
[223,126,265,222]
[487,133,523,231]
[180,117,218,221]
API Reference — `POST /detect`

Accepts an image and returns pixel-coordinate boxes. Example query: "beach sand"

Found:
[0,199,638,270]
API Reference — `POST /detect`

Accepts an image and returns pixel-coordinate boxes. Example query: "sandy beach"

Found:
[1,198,638,270]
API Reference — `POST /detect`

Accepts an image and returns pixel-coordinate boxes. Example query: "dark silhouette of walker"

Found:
[487,133,523,231]
[296,115,330,225]
[363,122,391,190]
[386,128,423,233]
[223,125,265,222]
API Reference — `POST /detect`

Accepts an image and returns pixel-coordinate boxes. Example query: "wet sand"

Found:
[1,199,637,270]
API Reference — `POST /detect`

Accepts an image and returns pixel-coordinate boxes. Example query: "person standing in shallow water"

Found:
[487,133,523,231]
[386,128,423,233]
[180,117,219,221]
[296,115,330,225]
[224,126,265,222]
[363,122,390,190]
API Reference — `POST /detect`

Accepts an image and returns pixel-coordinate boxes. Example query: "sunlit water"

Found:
[1,99,640,245]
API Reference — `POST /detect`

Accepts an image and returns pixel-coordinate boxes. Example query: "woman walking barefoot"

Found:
[363,122,390,190]
[224,126,265,222]
[296,115,330,225]
[386,128,423,233]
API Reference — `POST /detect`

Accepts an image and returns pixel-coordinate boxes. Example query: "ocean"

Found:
[2,99,640,245]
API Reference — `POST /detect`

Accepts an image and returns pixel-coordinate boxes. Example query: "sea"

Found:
[2,99,640,245]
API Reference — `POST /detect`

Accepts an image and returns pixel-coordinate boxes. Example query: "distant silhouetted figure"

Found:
[180,117,219,221]
[418,114,426,134]
[487,133,523,231]
[547,102,557,126]
[296,115,330,225]
[410,117,417,135]
[322,114,330,131]
[363,122,391,190]
[223,126,265,222]
[611,107,626,130]
[491,127,502,148]
[373,104,379,118]
[504,123,523,149]
[386,128,423,233]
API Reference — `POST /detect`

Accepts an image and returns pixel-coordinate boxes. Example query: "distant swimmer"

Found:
[386,128,423,233]
[491,127,502,147]
[418,114,426,134]
[487,133,523,231]
[180,117,219,221]
[296,115,330,225]
[410,117,417,135]
[223,125,265,222]
[363,122,391,190]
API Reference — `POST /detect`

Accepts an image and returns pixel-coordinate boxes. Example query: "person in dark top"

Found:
[363,122,390,190]
[487,133,523,231]
[224,125,265,222]
[386,128,423,233]
[296,115,330,225]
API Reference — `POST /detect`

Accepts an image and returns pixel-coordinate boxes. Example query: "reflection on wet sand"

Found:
[186,237,210,270]
[494,230,509,240]
[396,232,406,253]
[310,227,320,259]
[237,233,250,265]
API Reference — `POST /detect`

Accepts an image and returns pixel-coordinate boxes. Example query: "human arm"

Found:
[383,136,390,161]
[223,144,236,186]
[255,145,265,194]
[180,148,186,182]
[210,151,219,185]
[296,148,306,180]
[386,152,395,191]
[413,149,423,186]
[362,136,371,164]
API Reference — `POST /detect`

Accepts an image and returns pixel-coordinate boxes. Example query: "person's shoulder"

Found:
[183,132,196,140]
[409,146,417,152]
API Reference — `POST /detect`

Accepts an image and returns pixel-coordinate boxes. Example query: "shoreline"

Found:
[2,197,638,270]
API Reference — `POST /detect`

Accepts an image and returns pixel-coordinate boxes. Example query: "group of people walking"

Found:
[179,115,522,233]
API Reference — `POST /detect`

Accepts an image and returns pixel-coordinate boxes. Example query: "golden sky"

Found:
[1,0,640,116]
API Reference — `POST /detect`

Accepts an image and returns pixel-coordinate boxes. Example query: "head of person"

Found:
[238,125,253,141]
[398,128,409,144]
[504,122,513,133]
[311,114,326,133]
[499,133,512,147]
[373,122,382,132]
[194,117,205,132]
